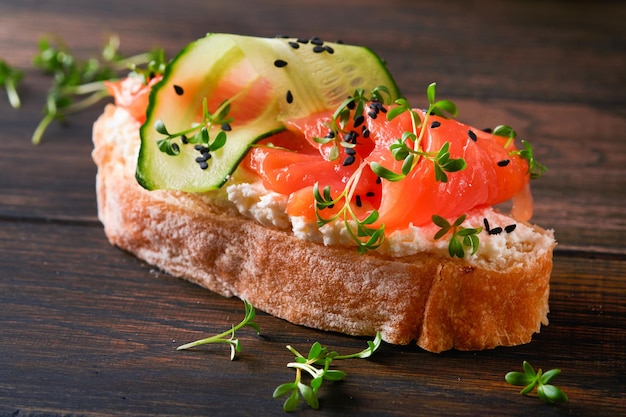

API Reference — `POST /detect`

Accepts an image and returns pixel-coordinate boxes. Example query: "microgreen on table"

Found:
[176,299,260,360]
[505,361,568,403]
[0,59,23,109]
[273,333,382,412]
[30,35,166,144]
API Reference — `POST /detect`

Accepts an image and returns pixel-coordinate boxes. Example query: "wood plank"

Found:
[0,0,624,104]
[0,221,624,416]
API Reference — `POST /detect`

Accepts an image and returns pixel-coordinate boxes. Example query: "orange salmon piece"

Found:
[367,110,530,230]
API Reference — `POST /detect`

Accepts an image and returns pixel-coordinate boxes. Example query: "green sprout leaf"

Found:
[176,299,260,360]
[505,361,568,404]
[370,162,406,182]
[154,119,170,135]
[29,35,167,144]
[0,59,23,109]
[432,214,482,258]
[514,139,547,179]
[380,83,464,183]
[154,97,234,166]
[274,333,382,412]
[494,125,547,179]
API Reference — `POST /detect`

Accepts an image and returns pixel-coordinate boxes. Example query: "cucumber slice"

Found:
[137,34,400,192]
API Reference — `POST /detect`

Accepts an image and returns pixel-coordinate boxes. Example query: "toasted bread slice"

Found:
[92,104,555,352]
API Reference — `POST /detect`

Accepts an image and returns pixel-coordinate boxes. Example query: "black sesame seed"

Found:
[353,114,365,127]
[431,121,441,129]
[199,161,209,170]
[173,85,184,96]
[194,144,208,152]
[345,148,356,155]
[376,177,382,184]
[370,101,386,112]
[488,227,503,235]
[483,218,491,232]
[366,191,375,197]
[221,123,232,131]
[505,224,517,233]
[344,131,358,144]
[468,130,478,142]
[310,36,323,45]
[195,156,208,163]
[181,134,189,144]
[368,111,378,119]
[346,99,356,110]
[497,159,511,167]
[343,155,356,166]
[274,59,288,68]
[171,143,180,153]
[286,90,293,104]
[336,39,344,44]
[482,127,493,133]
[355,195,362,208]
[324,45,334,54]
[324,130,335,139]
[362,127,370,138]
[275,35,290,39]
[297,38,309,44]
[312,45,325,53]
[288,41,300,49]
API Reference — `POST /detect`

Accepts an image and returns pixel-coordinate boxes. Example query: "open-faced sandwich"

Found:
[92,33,556,353]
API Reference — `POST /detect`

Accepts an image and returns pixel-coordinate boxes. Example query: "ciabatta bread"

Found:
[92,104,556,353]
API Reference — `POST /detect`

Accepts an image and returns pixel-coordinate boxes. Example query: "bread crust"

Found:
[92,104,554,352]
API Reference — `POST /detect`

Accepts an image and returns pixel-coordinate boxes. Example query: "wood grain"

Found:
[1,222,624,416]
[0,0,625,416]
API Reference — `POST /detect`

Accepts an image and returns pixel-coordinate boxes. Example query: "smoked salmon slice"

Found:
[245,104,531,232]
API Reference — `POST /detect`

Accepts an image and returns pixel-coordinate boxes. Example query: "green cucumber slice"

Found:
[136,33,400,192]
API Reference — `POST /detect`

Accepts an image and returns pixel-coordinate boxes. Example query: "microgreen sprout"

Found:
[371,82,463,183]
[512,139,547,179]
[432,214,482,258]
[176,299,260,360]
[313,83,466,254]
[313,164,386,254]
[31,35,167,144]
[154,97,233,160]
[312,86,394,253]
[0,59,23,109]
[313,85,392,162]
[493,124,547,179]
[273,332,382,412]
[505,361,568,404]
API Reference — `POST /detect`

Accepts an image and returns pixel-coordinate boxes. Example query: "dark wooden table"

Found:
[1,1,624,416]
